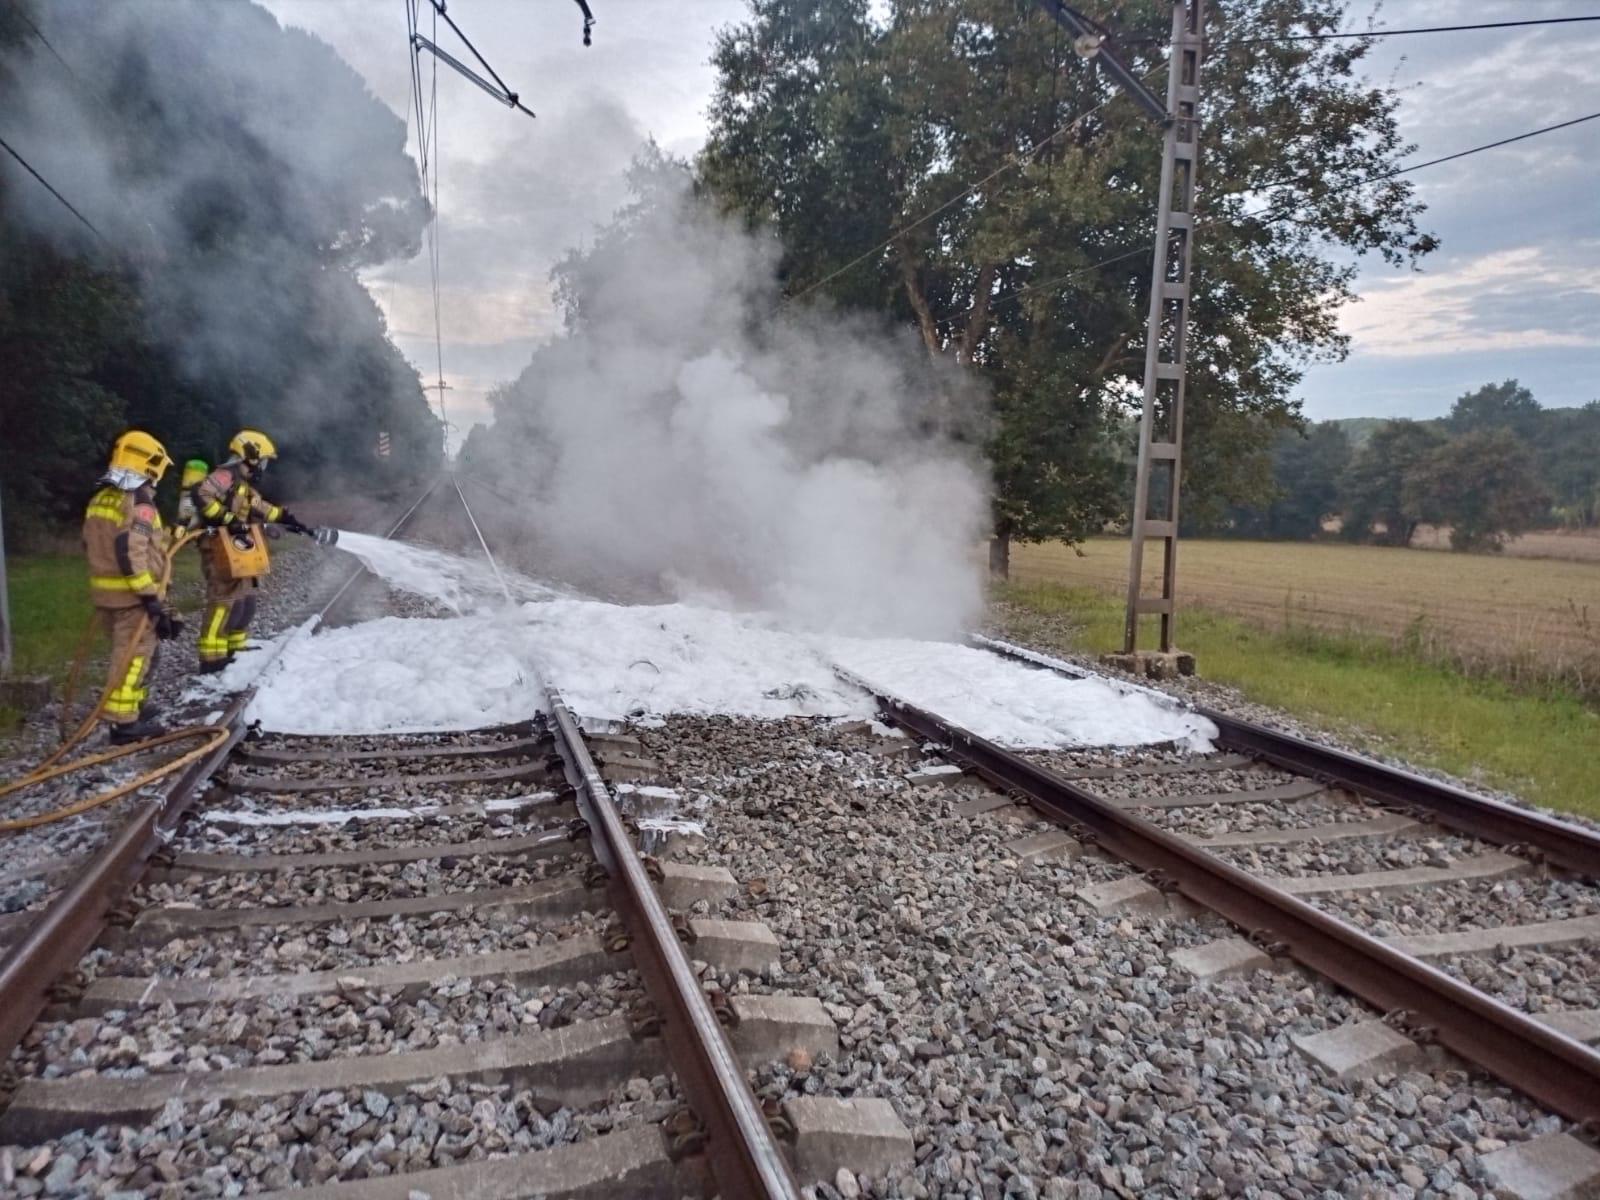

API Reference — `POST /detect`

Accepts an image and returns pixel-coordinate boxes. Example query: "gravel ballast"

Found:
[631,714,1566,1198]
[0,1073,679,1197]
[87,909,611,981]
[15,971,642,1080]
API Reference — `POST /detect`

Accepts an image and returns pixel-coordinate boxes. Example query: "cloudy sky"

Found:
[258,0,1599,442]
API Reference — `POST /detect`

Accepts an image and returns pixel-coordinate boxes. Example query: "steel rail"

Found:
[858,676,1600,1124]
[973,634,1600,876]
[0,481,444,1066]
[544,688,801,1200]
[315,476,445,623]
[1202,711,1600,876]
[0,692,248,1063]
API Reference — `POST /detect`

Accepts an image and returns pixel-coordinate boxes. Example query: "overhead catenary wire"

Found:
[428,4,447,440]
[986,105,1600,316]
[1111,13,1600,50]
[1209,14,1600,47]
[9,4,116,121]
[404,0,450,444]
[785,9,1600,307]
[0,134,106,242]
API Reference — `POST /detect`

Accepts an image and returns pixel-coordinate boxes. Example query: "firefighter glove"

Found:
[279,512,311,536]
[141,595,182,640]
[155,608,184,641]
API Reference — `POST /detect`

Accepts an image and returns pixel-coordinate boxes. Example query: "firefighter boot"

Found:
[109,716,166,744]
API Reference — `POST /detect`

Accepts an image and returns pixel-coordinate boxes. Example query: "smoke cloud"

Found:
[0,0,435,466]
[467,159,990,639]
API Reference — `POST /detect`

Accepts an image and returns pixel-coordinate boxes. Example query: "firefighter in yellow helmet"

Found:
[190,429,314,672]
[83,431,184,743]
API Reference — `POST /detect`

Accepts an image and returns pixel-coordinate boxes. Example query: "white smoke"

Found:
[471,162,990,639]
[0,0,429,448]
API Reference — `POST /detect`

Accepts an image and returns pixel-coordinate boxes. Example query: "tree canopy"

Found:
[701,0,1434,563]
[1403,429,1550,553]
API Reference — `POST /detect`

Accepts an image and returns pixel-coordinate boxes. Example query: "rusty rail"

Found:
[544,688,801,1200]
[0,693,247,1062]
[863,678,1600,1125]
[0,481,445,1066]
[973,634,1600,876]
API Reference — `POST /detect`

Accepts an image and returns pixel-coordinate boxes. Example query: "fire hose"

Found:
[0,528,228,832]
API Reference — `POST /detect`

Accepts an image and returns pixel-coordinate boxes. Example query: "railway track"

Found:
[836,636,1600,1176]
[0,484,908,1198]
[6,477,1598,1195]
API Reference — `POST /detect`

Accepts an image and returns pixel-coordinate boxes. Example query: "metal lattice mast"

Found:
[1124,0,1204,654]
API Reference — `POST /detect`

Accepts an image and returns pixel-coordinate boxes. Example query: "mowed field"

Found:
[1012,537,1600,692]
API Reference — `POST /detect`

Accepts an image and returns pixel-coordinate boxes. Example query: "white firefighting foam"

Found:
[238,537,1215,750]
[332,530,555,613]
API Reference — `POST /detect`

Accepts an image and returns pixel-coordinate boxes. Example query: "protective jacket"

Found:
[83,485,168,610]
[191,464,283,529]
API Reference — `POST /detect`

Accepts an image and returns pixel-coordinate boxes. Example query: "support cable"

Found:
[423,0,517,101]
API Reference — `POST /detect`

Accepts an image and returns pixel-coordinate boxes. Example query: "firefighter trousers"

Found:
[198,569,259,665]
[99,606,158,725]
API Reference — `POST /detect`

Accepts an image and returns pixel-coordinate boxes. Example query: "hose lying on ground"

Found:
[0,528,230,832]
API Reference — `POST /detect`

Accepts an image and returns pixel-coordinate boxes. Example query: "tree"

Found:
[1529,400,1600,528]
[1220,421,1350,539]
[1339,419,1445,546]
[701,0,1434,572]
[1402,430,1550,552]
[1448,379,1542,441]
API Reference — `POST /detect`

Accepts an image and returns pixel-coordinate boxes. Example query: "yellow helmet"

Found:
[108,430,173,483]
[228,429,278,466]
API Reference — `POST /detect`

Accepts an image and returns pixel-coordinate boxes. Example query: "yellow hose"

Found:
[1,528,232,833]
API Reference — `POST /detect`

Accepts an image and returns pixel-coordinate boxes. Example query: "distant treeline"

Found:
[0,2,441,549]
[1199,381,1600,551]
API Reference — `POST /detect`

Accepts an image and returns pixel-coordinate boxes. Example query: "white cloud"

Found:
[1341,244,1600,357]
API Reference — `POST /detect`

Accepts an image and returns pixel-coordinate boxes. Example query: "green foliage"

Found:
[1403,428,1550,552]
[1339,418,1445,546]
[1448,379,1542,441]
[1216,420,1351,538]
[1323,382,1597,550]
[1525,399,1600,527]
[1444,382,1598,528]
[702,0,1433,543]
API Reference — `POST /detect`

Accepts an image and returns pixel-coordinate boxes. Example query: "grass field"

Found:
[993,580,1600,818]
[2,553,203,731]
[1013,537,1600,699]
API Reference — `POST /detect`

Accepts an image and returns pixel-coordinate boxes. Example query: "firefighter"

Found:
[84,430,184,743]
[191,429,316,672]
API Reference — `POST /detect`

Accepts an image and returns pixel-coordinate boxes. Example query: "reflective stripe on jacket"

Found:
[192,465,282,528]
[82,486,166,609]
